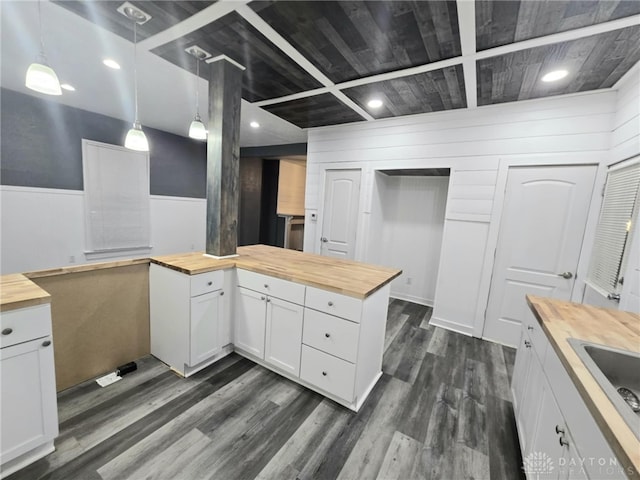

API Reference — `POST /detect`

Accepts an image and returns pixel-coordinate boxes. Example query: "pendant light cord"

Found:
[195,57,200,117]
[37,0,45,57]
[133,20,139,124]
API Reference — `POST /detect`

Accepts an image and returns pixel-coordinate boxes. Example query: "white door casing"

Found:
[483,165,597,346]
[320,169,361,259]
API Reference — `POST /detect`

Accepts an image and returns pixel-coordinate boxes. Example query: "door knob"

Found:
[557,272,573,279]
[321,237,328,243]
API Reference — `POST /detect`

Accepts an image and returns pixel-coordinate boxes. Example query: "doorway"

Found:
[320,169,361,259]
[483,165,597,346]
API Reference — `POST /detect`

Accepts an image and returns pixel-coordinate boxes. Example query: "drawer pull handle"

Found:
[2,328,13,335]
[328,301,334,307]
[527,325,534,331]
[325,333,330,338]
[42,340,52,347]
[555,425,565,435]
[524,340,531,348]
[207,281,213,286]
[322,371,327,376]
[559,436,569,447]
[261,296,266,301]
[220,291,224,296]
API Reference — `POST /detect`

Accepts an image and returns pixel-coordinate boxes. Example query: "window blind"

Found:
[587,159,640,294]
[82,140,151,255]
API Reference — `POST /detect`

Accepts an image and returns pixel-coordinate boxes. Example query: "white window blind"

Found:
[82,139,151,256]
[587,159,640,294]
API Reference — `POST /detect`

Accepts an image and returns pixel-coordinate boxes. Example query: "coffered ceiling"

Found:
[8,1,640,133]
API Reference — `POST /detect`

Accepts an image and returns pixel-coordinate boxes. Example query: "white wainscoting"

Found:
[0,186,205,274]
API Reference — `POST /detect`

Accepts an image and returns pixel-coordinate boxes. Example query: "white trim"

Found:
[149,195,206,203]
[206,55,246,71]
[203,253,239,260]
[456,0,477,109]
[390,294,433,308]
[612,60,640,90]
[137,1,250,51]
[329,90,375,122]
[429,316,474,337]
[254,87,332,107]
[0,185,83,196]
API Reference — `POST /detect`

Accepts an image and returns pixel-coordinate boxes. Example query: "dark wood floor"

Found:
[8,300,525,480]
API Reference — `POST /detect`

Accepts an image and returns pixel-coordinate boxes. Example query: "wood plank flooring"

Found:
[7,300,525,480]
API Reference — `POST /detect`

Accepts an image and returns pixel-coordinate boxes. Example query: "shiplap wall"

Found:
[304,88,621,340]
[0,186,205,274]
[370,174,448,306]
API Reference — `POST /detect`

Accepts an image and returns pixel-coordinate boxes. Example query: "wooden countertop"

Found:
[526,295,640,477]
[151,245,402,298]
[0,274,51,312]
[25,258,150,279]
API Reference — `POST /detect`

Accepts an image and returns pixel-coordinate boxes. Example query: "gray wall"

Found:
[1,88,207,198]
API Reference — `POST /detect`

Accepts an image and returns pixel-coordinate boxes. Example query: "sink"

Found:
[568,339,640,440]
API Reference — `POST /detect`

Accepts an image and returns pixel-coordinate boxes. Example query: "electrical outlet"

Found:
[310,212,317,221]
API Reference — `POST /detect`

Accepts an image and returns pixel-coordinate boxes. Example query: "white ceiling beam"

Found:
[475,14,640,60]
[254,87,332,107]
[456,0,477,109]
[138,0,250,51]
[329,89,375,121]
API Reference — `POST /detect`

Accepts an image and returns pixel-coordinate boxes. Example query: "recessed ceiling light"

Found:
[103,58,121,70]
[367,98,383,109]
[250,121,260,128]
[541,70,568,82]
[60,83,75,91]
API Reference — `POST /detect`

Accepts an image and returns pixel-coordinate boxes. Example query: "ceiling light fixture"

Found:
[541,70,568,82]
[250,121,260,128]
[60,83,75,91]
[186,46,208,141]
[367,99,383,109]
[123,6,149,152]
[103,58,121,70]
[25,0,61,95]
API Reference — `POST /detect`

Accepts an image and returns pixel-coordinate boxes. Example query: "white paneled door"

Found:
[321,169,361,259]
[483,165,597,346]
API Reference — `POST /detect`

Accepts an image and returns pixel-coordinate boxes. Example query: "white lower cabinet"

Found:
[513,322,626,480]
[234,286,268,359]
[150,264,231,377]
[300,345,356,400]
[0,304,58,477]
[264,297,303,376]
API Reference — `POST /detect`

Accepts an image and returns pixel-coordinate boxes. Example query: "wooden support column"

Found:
[206,56,245,257]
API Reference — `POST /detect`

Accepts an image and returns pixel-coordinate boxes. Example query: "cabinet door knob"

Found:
[260,296,266,301]
[2,328,13,335]
[207,281,213,286]
[555,425,565,435]
[42,340,51,347]
[325,333,330,338]
[527,325,534,331]
[322,371,327,376]
[328,301,334,307]
[266,298,271,303]
[559,436,569,447]
[220,291,224,296]
[264,284,269,288]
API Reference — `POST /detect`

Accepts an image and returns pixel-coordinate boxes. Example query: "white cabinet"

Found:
[0,304,58,477]
[234,286,268,359]
[265,297,303,376]
[512,321,625,480]
[235,270,304,376]
[150,264,231,377]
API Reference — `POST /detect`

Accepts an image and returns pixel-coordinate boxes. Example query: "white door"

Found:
[234,286,266,359]
[264,297,303,376]
[321,169,361,259]
[484,165,596,346]
[189,290,222,366]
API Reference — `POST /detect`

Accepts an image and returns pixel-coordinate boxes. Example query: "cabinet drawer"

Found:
[190,270,224,297]
[0,304,52,349]
[300,345,355,402]
[305,287,362,322]
[236,269,305,305]
[303,309,359,363]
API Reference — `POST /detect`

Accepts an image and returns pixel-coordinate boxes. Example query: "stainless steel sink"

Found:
[568,339,640,440]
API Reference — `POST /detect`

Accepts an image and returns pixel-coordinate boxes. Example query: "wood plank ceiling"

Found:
[55,0,640,129]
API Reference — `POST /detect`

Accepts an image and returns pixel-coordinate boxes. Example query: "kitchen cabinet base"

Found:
[156,344,234,378]
[0,441,54,480]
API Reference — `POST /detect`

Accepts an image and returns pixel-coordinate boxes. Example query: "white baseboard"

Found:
[429,316,474,336]
[389,293,433,307]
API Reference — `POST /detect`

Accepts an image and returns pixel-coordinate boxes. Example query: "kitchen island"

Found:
[150,245,402,411]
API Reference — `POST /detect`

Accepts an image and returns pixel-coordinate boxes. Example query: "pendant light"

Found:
[124,12,148,152]
[25,0,61,95]
[188,51,207,140]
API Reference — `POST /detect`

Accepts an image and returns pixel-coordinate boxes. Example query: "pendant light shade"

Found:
[188,50,207,141]
[26,1,61,96]
[124,11,149,152]
[189,114,207,140]
[25,59,62,95]
[125,121,149,151]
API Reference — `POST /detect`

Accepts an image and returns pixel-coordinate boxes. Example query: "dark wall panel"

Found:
[1,89,206,198]
[238,157,263,246]
[260,160,285,248]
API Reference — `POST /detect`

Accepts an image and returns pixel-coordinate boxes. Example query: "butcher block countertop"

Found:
[526,295,640,477]
[151,245,402,299]
[0,274,51,312]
